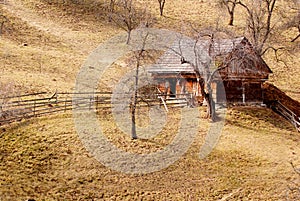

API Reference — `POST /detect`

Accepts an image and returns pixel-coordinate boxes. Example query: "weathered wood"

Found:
[269,100,300,132]
[158,95,168,112]
[0,91,193,126]
[0,92,47,99]
[147,37,272,104]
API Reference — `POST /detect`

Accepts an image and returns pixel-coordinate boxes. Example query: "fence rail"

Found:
[0,92,192,125]
[269,100,300,132]
[3,91,300,132]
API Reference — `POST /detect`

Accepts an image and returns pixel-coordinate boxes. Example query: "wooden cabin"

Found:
[147,37,272,105]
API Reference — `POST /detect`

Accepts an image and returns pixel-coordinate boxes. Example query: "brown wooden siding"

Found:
[244,82,263,102]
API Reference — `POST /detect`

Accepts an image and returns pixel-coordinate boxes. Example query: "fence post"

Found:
[48,98,51,113]
[64,97,67,112]
[89,96,92,111]
[33,100,36,116]
[96,95,99,112]
[55,92,58,104]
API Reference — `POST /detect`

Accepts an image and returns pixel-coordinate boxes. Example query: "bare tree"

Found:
[218,0,239,26]
[158,0,166,16]
[237,0,277,55]
[110,0,153,44]
[108,0,116,22]
[174,32,225,121]
[130,32,151,139]
[281,0,300,42]
[0,13,8,36]
[193,34,215,120]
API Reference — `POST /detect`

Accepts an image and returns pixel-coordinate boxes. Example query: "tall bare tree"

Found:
[281,0,300,42]
[237,0,277,55]
[175,32,225,121]
[158,0,166,16]
[110,0,153,44]
[130,32,151,139]
[219,0,239,26]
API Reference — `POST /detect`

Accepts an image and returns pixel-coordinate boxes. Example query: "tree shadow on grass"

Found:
[225,107,296,133]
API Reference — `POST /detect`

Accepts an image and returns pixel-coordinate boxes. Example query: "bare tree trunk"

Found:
[0,14,8,36]
[158,0,166,16]
[126,30,131,44]
[226,2,236,26]
[131,106,137,139]
[108,0,115,22]
[220,0,237,26]
[228,11,234,26]
[0,22,4,35]
[205,87,216,121]
[291,33,300,42]
[197,77,216,121]
[131,59,139,139]
[130,33,149,139]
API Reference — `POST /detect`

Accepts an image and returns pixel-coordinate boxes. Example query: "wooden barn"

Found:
[147,37,272,105]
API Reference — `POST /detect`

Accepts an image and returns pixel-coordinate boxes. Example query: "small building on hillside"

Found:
[147,37,272,105]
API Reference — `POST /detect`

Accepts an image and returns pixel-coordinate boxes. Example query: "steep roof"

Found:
[147,37,272,79]
[218,38,272,79]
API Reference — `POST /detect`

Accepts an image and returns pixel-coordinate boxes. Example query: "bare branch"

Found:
[130,31,151,139]
[110,0,154,44]
[291,162,300,175]
[291,34,300,42]
[236,0,277,55]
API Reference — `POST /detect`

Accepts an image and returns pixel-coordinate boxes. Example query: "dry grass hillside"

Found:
[0,0,300,200]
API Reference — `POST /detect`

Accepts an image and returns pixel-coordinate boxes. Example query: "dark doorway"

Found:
[216,81,226,103]
[169,79,176,98]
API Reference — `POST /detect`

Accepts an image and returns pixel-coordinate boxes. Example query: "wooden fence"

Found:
[0,92,192,125]
[269,100,300,132]
[2,91,299,132]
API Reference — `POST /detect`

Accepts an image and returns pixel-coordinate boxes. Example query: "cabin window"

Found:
[216,81,226,103]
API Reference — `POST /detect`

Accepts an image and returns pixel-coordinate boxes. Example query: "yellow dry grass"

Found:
[0,0,300,200]
[0,107,299,200]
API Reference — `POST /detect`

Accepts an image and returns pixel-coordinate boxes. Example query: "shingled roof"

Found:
[219,38,272,79]
[147,50,195,74]
[147,37,272,79]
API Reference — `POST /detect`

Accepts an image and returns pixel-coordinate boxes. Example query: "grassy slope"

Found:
[1,0,299,98]
[0,0,300,200]
[0,108,299,200]
[1,0,119,92]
